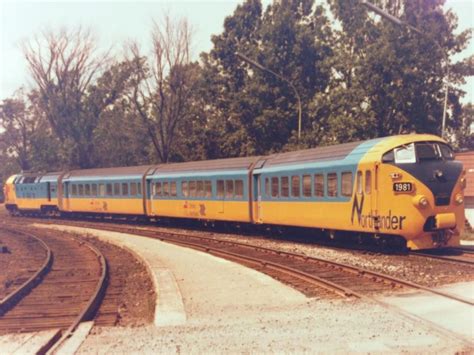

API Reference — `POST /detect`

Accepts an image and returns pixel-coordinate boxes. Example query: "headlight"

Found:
[413,195,429,208]
[455,194,464,205]
[460,178,467,190]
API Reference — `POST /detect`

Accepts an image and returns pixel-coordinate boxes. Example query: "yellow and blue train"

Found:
[3,134,466,250]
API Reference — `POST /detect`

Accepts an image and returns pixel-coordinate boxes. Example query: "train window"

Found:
[281,177,289,197]
[84,184,90,196]
[197,181,204,197]
[271,177,279,198]
[78,184,84,196]
[182,181,189,197]
[356,171,363,194]
[155,182,162,196]
[189,181,197,197]
[130,183,137,196]
[217,180,224,198]
[114,183,120,195]
[99,184,105,197]
[314,174,324,197]
[122,183,129,196]
[394,143,416,164]
[91,184,98,196]
[137,183,142,195]
[235,180,243,199]
[365,171,371,194]
[416,143,439,161]
[439,144,454,160]
[341,172,353,197]
[265,178,270,197]
[303,175,311,197]
[382,150,394,163]
[327,173,338,197]
[170,182,177,197]
[205,181,212,198]
[106,183,113,195]
[163,182,169,197]
[291,176,300,197]
[71,184,77,196]
[226,180,234,199]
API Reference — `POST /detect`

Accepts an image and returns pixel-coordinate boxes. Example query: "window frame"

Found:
[327,173,338,197]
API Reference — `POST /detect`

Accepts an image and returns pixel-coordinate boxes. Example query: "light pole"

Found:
[361,1,449,138]
[235,52,303,143]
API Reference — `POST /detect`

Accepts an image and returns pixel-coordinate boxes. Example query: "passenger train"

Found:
[3,134,466,250]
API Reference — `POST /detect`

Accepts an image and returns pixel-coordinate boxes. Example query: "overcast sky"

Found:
[0,0,472,103]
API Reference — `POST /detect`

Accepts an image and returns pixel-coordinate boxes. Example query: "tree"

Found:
[23,27,137,168]
[129,15,199,163]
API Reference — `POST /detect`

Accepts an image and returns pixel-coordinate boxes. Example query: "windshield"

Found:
[382,142,455,164]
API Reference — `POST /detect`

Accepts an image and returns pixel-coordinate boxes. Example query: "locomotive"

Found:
[4,134,466,250]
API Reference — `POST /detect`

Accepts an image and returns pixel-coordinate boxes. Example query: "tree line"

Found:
[1,0,473,191]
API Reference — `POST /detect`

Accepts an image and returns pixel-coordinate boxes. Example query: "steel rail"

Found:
[411,250,474,266]
[0,227,53,316]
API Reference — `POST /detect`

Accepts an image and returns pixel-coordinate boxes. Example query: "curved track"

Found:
[411,248,474,266]
[0,227,107,353]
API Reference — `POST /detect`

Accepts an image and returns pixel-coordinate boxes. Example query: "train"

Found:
[3,134,466,250]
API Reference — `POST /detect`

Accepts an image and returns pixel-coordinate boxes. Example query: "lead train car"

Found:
[3,134,466,250]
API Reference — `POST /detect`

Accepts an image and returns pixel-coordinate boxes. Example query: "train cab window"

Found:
[394,143,416,164]
[91,184,98,196]
[291,176,300,197]
[114,183,120,195]
[106,183,113,195]
[271,177,279,198]
[341,172,353,197]
[182,181,189,197]
[130,183,137,196]
[265,178,270,197]
[314,174,324,197]
[163,182,169,197]
[365,171,371,194]
[281,177,289,198]
[205,181,212,198]
[170,182,177,197]
[439,144,454,160]
[196,181,204,197]
[356,171,363,194]
[226,180,234,199]
[99,184,105,197]
[327,173,338,197]
[303,175,311,197]
[85,184,91,196]
[72,184,77,196]
[216,180,224,198]
[122,183,129,196]
[78,184,84,196]
[235,180,243,199]
[189,181,197,197]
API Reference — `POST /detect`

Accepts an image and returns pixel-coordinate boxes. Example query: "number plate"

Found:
[393,182,413,193]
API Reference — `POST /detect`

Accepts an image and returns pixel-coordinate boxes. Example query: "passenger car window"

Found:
[265,178,270,197]
[226,180,234,199]
[235,180,243,199]
[291,176,300,197]
[72,185,77,196]
[217,180,224,198]
[327,173,338,197]
[341,172,353,197]
[99,184,105,197]
[271,177,279,198]
[182,181,189,197]
[189,181,197,197]
[78,184,84,196]
[85,184,91,196]
[170,182,177,197]
[91,184,98,196]
[162,182,169,197]
[130,183,137,196]
[137,183,142,195]
[303,175,311,197]
[197,181,204,197]
[314,174,324,197]
[114,183,120,195]
[122,183,129,196]
[205,181,212,198]
[155,182,162,197]
[281,177,289,197]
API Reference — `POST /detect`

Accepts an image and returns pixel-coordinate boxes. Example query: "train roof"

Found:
[63,165,157,181]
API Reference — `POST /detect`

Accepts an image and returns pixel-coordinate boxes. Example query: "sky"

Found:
[0,0,472,103]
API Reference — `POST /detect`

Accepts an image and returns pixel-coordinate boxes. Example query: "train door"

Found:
[46,182,51,202]
[63,182,70,211]
[364,165,379,231]
[217,180,224,213]
[253,174,263,223]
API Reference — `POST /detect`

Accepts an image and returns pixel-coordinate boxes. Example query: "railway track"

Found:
[0,226,107,353]
[411,248,474,266]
